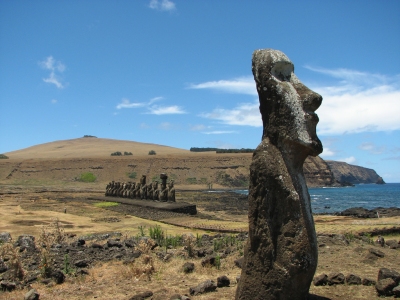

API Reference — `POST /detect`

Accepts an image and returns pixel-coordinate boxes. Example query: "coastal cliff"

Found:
[326,160,385,185]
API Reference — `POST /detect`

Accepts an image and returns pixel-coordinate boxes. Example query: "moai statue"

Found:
[129,182,136,199]
[112,182,120,197]
[159,173,168,202]
[147,182,154,200]
[236,49,323,300]
[152,181,159,200]
[122,182,130,198]
[140,175,147,200]
[118,182,126,197]
[105,181,113,196]
[134,181,141,199]
[168,180,176,202]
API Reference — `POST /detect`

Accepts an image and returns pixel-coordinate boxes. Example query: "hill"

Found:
[0,137,384,189]
[3,137,190,159]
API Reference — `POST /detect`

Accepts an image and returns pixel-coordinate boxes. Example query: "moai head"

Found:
[168,180,174,189]
[252,49,323,157]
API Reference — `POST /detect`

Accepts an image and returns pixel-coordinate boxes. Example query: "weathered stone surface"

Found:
[376,278,396,296]
[236,49,323,300]
[24,288,40,300]
[15,235,36,252]
[189,279,217,296]
[183,262,195,273]
[0,232,11,244]
[327,272,345,285]
[378,268,400,284]
[313,274,328,286]
[345,274,361,285]
[362,277,376,286]
[129,291,153,300]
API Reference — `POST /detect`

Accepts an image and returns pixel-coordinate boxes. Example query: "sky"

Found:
[0,0,399,182]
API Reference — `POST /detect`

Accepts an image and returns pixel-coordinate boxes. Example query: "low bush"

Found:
[0,154,9,159]
[79,172,97,182]
[93,202,119,208]
[148,150,156,155]
[128,172,137,179]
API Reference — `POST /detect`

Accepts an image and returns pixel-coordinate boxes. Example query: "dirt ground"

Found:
[1,186,400,299]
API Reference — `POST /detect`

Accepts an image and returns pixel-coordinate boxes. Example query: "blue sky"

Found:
[1,0,399,182]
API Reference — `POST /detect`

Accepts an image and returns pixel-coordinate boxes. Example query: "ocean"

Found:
[234,183,400,214]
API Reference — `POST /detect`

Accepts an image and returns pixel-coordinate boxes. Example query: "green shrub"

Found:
[0,154,9,159]
[186,178,197,184]
[124,151,133,155]
[79,172,97,182]
[148,150,156,155]
[111,151,122,156]
[93,202,119,208]
[128,172,137,179]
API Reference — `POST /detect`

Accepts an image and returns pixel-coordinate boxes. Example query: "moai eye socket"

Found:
[271,61,294,82]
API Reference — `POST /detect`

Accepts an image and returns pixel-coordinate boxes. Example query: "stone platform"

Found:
[88,196,197,215]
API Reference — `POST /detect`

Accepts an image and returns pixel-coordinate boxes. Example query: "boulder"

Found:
[74,259,90,268]
[0,259,8,273]
[368,248,385,258]
[313,274,328,286]
[327,272,345,285]
[24,288,40,300]
[376,278,396,296]
[0,232,11,243]
[189,279,217,296]
[217,275,230,287]
[15,235,36,252]
[345,274,361,285]
[234,257,244,269]
[51,270,65,284]
[378,268,400,284]
[129,291,153,300]
[107,239,123,248]
[393,285,400,297]
[201,255,216,267]
[362,278,376,286]
[0,280,16,291]
[183,262,195,273]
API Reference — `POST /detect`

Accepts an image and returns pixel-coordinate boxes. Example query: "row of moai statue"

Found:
[105,173,175,202]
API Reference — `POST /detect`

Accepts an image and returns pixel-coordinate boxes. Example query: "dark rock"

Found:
[386,240,399,249]
[125,239,136,248]
[15,235,36,252]
[376,278,396,296]
[369,248,385,258]
[362,278,376,286]
[0,259,8,273]
[71,239,85,247]
[183,262,195,273]
[217,275,230,287]
[129,290,153,300]
[91,243,104,249]
[107,239,123,248]
[234,257,244,269]
[25,273,38,283]
[201,255,216,267]
[189,279,217,296]
[74,259,90,268]
[24,288,40,300]
[196,249,206,257]
[0,232,11,243]
[51,270,65,284]
[40,278,52,285]
[378,268,400,284]
[313,274,328,286]
[236,49,323,300]
[132,250,142,258]
[393,285,400,297]
[345,274,361,285]
[76,269,89,275]
[327,272,345,285]
[1,280,16,291]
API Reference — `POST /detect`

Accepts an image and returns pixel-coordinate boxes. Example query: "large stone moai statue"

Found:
[159,173,168,202]
[236,49,323,300]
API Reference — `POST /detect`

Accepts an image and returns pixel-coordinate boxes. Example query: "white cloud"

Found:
[359,142,386,155]
[338,156,356,164]
[190,124,207,131]
[159,122,174,130]
[189,76,257,95]
[148,105,186,115]
[200,101,261,127]
[51,99,57,104]
[320,147,335,157]
[39,56,66,89]
[202,130,237,135]
[116,98,146,109]
[149,0,176,11]
[306,67,400,135]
